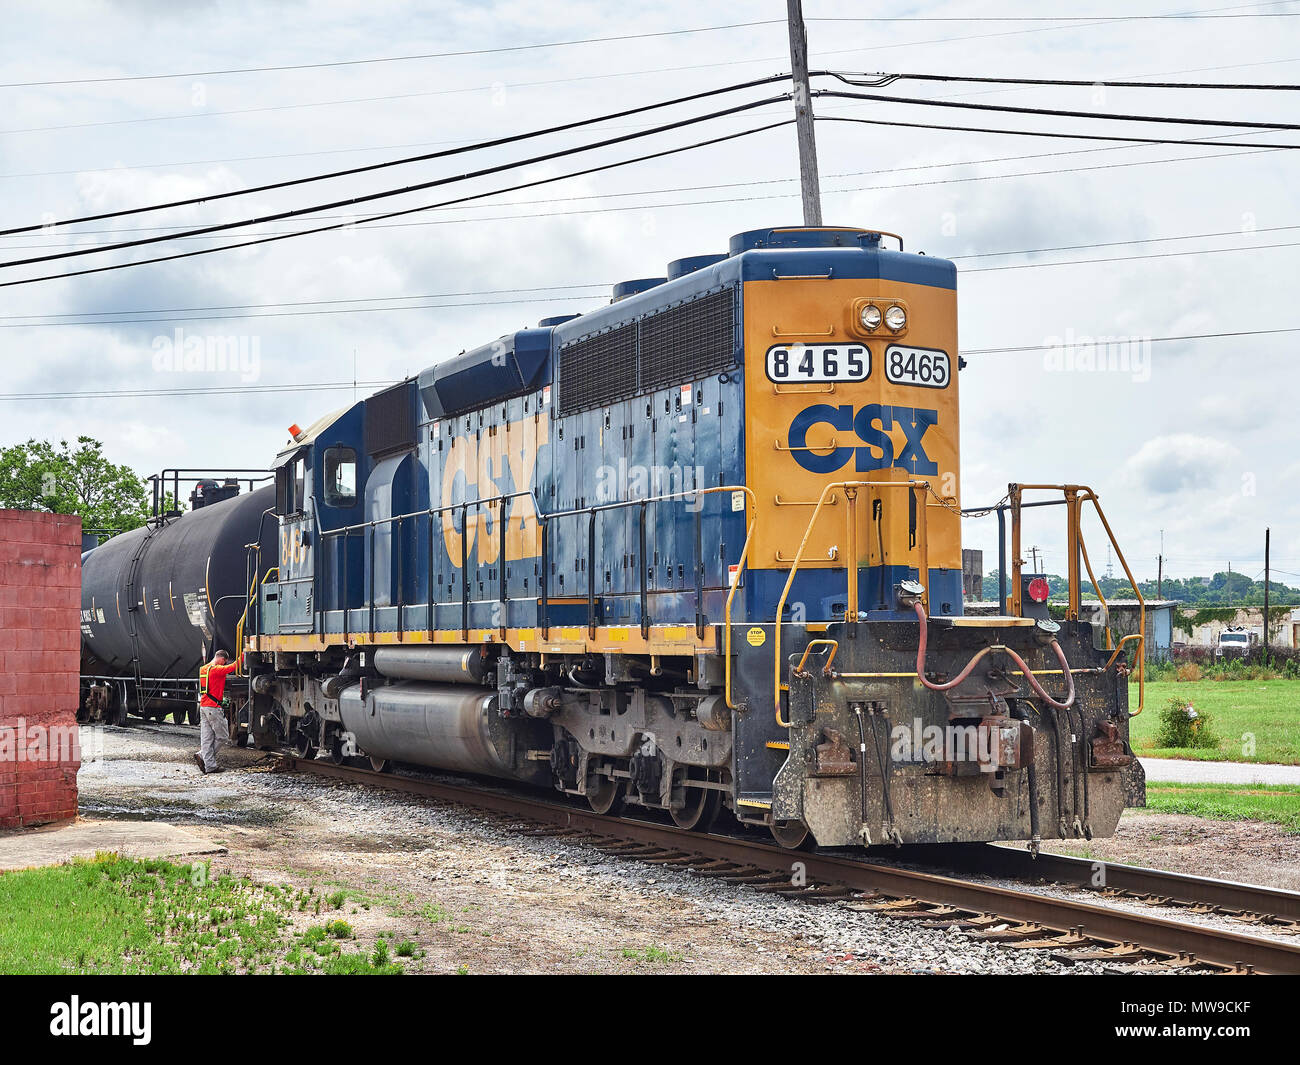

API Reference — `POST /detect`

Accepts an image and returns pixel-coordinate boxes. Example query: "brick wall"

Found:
[0,511,82,828]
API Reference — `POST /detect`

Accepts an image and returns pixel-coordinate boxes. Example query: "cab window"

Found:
[323,447,357,508]
[275,455,302,515]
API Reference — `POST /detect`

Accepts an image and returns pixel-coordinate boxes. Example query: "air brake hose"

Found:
[911,601,1076,709]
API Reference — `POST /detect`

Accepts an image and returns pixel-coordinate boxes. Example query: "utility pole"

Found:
[1157,529,1164,599]
[1264,527,1271,657]
[786,0,823,226]
[1028,545,1041,573]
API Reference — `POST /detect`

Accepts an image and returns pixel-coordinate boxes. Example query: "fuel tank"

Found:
[372,646,492,684]
[80,486,276,678]
[337,681,549,784]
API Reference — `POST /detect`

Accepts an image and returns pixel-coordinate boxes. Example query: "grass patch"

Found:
[0,856,408,975]
[621,945,683,963]
[282,924,402,975]
[0,855,292,974]
[1145,781,1300,832]
[1128,680,1300,764]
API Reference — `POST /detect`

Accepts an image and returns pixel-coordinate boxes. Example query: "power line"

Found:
[11,4,1285,90]
[6,4,1282,137]
[0,96,790,271]
[7,324,1300,403]
[967,327,1300,355]
[6,53,1295,183]
[0,118,793,289]
[9,233,1299,329]
[0,75,789,237]
[818,113,1300,150]
[818,85,1300,131]
[30,62,1281,242]
[964,238,1300,273]
[952,222,1300,259]
[0,293,610,329]
[0,380,398,401]
[7,222,1289,322]
[0,283,608,321]
[874,71,1300,90]
[4,120,1288,257]
[2,144,1277,272]
[0,21,788,88]
[0,141,1285,281]
[810,11,1300,21]
[8,125,1279,247]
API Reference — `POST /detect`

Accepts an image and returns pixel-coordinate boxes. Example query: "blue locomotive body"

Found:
[246,226,1141,848]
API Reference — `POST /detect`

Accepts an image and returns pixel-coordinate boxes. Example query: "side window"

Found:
[275,456,305,515]
[323,446,357,508]
[275,466,290,515]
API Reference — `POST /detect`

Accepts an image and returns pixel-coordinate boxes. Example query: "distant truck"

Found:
[1215,626,1260,658]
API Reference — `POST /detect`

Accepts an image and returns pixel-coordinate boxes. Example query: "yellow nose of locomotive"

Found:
[739,226,962,618]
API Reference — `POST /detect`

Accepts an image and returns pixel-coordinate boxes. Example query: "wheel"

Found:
[770,819,810,850]
[368,757,390,773]
[670,786,721,831]
[586,775,624,816]
[293,730,317,760]
[186,706,199,726]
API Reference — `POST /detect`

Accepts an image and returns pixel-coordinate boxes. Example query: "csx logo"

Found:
[788,403,939,475]
[441,416,548,565]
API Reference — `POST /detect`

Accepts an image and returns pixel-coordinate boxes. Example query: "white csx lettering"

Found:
[441,416,548,566]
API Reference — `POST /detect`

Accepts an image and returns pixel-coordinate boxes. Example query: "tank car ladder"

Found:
[122,523,161,717]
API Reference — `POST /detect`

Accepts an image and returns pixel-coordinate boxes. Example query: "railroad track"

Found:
[274,756,1300,974]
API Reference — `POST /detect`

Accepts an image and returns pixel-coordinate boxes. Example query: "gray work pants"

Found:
[199,706,228,771]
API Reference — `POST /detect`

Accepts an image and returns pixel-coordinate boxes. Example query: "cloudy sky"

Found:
[1,0,1297,586]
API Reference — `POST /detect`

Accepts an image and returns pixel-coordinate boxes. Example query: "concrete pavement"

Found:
[1140,757,1300,786]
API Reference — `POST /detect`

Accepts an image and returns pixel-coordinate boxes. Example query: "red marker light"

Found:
[288,423,304,441]
[1027,577,1050,603]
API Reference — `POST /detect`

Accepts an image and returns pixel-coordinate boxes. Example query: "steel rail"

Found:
[912,843,1300,923]
[276,756,1300,974]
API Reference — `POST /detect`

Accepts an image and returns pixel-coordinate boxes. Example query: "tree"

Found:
[0,437,151,534]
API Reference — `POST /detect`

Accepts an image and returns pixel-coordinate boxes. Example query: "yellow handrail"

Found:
[773,479,932,726]
[795,638,840,676]
[234,566,279,674]
[1081,492,1145,717]
[1010,485,1144,717]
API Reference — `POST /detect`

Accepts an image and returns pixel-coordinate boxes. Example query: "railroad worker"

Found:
[195,649,239,774]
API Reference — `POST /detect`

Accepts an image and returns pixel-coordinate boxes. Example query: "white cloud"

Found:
[0,0,1296,584]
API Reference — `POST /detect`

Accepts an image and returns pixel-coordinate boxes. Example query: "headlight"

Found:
[885,305,907,332]
[859,304,881,331]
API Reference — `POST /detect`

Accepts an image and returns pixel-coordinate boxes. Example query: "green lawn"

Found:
[1143,782,1300,833]
[0,854,401,974]
[1129,679,1300,764]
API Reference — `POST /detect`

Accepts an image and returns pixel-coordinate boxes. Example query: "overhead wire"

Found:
[0,117,794,288]
[0,74,791,236]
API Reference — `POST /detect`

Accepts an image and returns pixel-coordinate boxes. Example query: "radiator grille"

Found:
[557,286,736,415]
[558,321,638,416]
[638,287,736,394]
[365,381,416,457]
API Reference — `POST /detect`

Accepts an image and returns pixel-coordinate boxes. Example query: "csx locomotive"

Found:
[228,225,1144,848]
